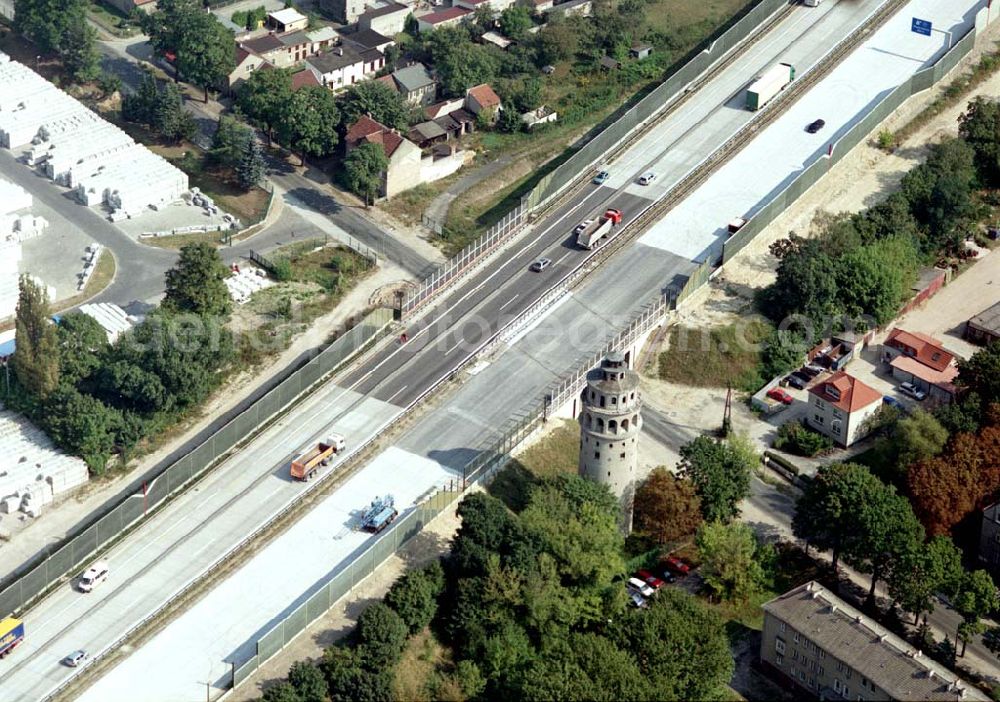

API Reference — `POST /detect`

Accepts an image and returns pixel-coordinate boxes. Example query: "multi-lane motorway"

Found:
[0,0,980,698]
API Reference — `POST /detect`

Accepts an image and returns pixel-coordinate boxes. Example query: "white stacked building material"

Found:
[0,51,189,212]
[0,410,89,515]
[225,267,272,304]
[77,243,103,290]
[79,301,136,342]
[0,177,31,214]
[0,239,22,320]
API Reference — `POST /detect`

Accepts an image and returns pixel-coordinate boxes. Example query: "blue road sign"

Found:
[911,17,932,36]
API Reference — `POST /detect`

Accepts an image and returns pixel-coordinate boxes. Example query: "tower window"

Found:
[620,453,625,459]
[595,452,600,459]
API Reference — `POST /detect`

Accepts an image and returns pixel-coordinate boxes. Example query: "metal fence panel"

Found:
[307,586,330,620]
[257,626,283,661]
[0,584,19,619]
[232,656,258,688]
[283,602,309,645]
[121,495,144,527]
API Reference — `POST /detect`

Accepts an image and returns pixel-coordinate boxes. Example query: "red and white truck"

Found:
[575,208,623,249]
[290,433,346,481]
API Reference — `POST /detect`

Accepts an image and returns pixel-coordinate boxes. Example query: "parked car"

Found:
[883,395,906,411]
[899,381,927,401]
[784,374,807,390]
[629,591,648,608]
[636,569,666,590]
[638,172,656,185]
[806,119,826,133]
[529,257,552,272]
[78,561,110,593]
[799,365,820,379]
[627,577,656,598]
[805,363,826,376]
[660,570,677,584]
[664,556,691,577]
[593,170,610,185]
[62,650,88,667]
[767,387,793,405]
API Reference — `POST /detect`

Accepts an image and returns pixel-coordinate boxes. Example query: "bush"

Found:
[773,420,833,457]
[271,257,294,282]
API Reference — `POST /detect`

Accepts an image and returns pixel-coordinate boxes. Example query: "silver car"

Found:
[638,172,656,185]
[899,382,926,401]
[62,650,88,667]
[529,258,552,272]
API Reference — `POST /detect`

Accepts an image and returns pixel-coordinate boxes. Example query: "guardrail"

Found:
[0,307,395,623]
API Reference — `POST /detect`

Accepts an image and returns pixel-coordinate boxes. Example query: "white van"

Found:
[627,577,655,598]
[78,561,110,593]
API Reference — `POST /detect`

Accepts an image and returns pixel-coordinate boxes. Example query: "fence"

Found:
[722,10,983,264]
[521,0,792,212]
[0,307,394,620]
[402,201,527,317]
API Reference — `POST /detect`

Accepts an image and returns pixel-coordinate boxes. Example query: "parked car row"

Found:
[626,558,692,607]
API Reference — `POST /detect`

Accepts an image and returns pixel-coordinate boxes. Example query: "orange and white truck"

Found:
[290,433,346,481]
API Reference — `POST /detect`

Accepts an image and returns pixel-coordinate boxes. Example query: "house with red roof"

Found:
[345,116,421,198]
[225,47,270,93]
[881,328,959,403]
[416,6,472,32]
[464,83,502,123]
[806,371,883,447]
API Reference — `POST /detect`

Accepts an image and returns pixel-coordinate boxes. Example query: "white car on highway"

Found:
[638,172,657,185]
[78,561,110,593]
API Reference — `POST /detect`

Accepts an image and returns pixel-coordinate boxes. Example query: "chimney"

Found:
[336,47,343,56]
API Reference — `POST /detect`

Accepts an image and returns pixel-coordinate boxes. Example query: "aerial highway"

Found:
[0,0,975,698]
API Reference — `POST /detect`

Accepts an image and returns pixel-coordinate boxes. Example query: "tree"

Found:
[175,11,235,102]
[278,86,340,164]
[496,105,522,133]
[887,535,963,625]
[154,82,197,143]
[536,14,578,65]
[41,385,120,472]
[934,392,983,434]
[344,142,388,206]
[340,80,410,131]
[900,138,977,253]
[355,602,408,668]
[907,431,988,536]
[632,467,702,544]
[61,20,101,82]
[261,682,301,702]
[793,463,882,573]
[287,661,326,702]
[757,238,839,326]
[695,521,770,602]
[163,243,232,318]
[385,564,443,633]
[237,69,294,144]
[237,136,266,191]
[499,6,532,40]
[56,312,109,385]
[209,115,253,167]
[430,32,500,96]
[759,329,806,380]
[953,569,999,660]
[13,275,59,398]
[678,435,753,523]
[958,96,1000,185]
[958,342,1000,408]
[877,410,949,478]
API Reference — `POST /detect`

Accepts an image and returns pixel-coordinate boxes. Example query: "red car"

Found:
[636,569,665,590]
[767,387,793,405]
[664,556,691,577]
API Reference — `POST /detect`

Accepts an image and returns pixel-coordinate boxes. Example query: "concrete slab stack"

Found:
[0,410,89,515]
[0,239,22,319]
[79,301,136,342]
[0,51,190,213]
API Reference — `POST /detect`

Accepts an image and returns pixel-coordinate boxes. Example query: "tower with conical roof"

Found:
[578,351,642,533]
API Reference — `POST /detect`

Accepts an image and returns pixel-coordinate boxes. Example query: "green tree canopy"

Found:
[344,142,388,206]
[958,96,1000,186]
[163,242,232,319]
[696,520,772,602]
[286,661,325,702]
[385,562,444,633]
[499,6,533,40]
[340,80,410,131]
[237,69,294,144]
[13,275,59,398]
[174,11,236,101]
[237,136,266,191]
[41,385,120,472]
[958,342,1000,408]
[887,535,963,625]
[56,312,109,385]
[678,434,754,523]
[278,86,340,164]
[355,602,408,669]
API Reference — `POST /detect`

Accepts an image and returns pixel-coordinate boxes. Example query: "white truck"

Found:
[574,208,623,249]
[745,62,795,110]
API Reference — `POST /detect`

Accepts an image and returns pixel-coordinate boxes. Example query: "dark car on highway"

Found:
[806,119,826,133]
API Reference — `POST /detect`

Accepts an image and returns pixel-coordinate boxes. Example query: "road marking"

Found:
[553,251,573,267]
[499,294,519,310]
[384,384,409,405]
[444,337,464,355]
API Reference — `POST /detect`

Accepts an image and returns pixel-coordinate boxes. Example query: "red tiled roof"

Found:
[808,371,882,413]
[466,83,500,109]
[885,328,954,372]
[419,7,471,24]
[291,69,320,91]
[346,115,405,157]
[346,115,386,146]
[375,74,398,92]
[889,355,959,390]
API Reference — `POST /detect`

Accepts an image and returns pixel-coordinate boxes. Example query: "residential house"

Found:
[291,68,321,91]
[881,328,959,403]
[391,63,437,106]
[416,7,472,32]
[761,582,987,702]
[226,47,269,93]
[305,43,384,91]
[267,7,309,33]
[425,98,465,120]
[966,300,1000,346]
[805,371,882,447]
[342,28,395,54]
[346,115,421,198]
[408,120,448,148]
[464,83,502,122]
[235,27,336,74]
[321,0,366,24]
[425,99,476,138]
[358,1,410,36]
[347,115,472,198]
[456,0,517,11]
